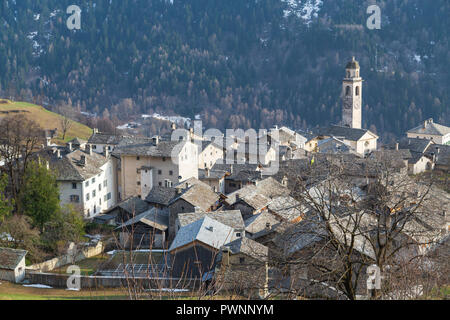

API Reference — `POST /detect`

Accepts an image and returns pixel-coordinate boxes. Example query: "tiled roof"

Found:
[169,216,234,252]
[407,119,450,136]
[0,247,27,270]
[396,137,434,154]
[426,144,450,166]
[118,196,151,215]
[227,170,262,183]
[223,237,269,262]
[178,210,244,231]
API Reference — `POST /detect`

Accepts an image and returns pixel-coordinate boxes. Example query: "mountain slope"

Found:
[0,0,448,141]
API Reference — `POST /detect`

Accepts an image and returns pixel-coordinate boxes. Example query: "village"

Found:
[0,58,449,300]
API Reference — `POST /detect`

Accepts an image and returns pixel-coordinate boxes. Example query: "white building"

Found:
[407,119,450,145]
[40,145,117,218]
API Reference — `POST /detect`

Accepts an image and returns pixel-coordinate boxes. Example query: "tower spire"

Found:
[342,57,362,129]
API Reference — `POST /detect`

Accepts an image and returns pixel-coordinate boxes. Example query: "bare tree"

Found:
[0,115,45,212]
[270,153,449,300]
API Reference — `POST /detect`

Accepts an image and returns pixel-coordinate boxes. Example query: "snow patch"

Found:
[282,0,323,24]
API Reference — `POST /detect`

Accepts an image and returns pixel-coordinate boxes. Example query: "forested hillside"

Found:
[0,0,449,142]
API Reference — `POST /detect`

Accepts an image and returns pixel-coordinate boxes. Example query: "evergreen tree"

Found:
[19,160,60,232]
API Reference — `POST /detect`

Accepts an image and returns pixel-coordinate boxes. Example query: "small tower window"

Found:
[346,71,350,78]
[346,86,351,96]
[356,86,360,96]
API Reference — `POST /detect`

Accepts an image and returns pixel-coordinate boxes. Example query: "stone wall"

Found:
[27,241,105,272]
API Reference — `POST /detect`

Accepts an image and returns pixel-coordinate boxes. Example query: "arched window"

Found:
[346,71,350,78]
[356,86,360,96]
[346,86,351,96]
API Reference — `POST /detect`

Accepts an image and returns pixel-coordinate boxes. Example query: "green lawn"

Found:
[52,254,110,276]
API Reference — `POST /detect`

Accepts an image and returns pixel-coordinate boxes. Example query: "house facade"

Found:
[407,119,450,145]
[0,247,27,283]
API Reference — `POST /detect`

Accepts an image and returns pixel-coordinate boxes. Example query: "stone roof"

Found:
[211,162,260,174]
[145,186,178,206]
[425,144,450,166]
[198,169,227,180]
[226,177,289,206]
[118,207,169,231]
[245,210,281,235]
[0,247,27,270]
[396,137,434,154]
[118,196,151,215]
[67,137,87,146]
[169,216,234,252]
[113,137,188,157]
[320,125,377,141]
[223,237,269,262]
[268,195,303,222]
[178,210,244,231]
[88,132,126,145]
[37,148,108,182]
[407,119,450,136]
[227,170,262,183]
[170,183,220,212]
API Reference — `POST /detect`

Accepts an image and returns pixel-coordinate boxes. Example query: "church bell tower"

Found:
[342,57,362,129]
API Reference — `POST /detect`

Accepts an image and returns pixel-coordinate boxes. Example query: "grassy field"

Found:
[52,254,111,276]
[0,282,130,300]
[0,99,92,144]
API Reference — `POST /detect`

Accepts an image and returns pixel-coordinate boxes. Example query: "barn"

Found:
[0,247,28,283]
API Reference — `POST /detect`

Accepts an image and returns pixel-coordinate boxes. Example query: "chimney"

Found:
[94,128,99,134]
[152,136,160,145]
[57,149,61,158]
[104,147,109,158]
[230,164,233,174]
[265,222,271,230]
[235,193,240,202]
[68,142,73,151]
[86,144,93,155]
[171,123,177,131]
[395,143,399,151]
[194,206,201,213]
[80,155,86,166]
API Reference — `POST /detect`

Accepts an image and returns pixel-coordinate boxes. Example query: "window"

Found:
[158,170,162,175]
[107,193,112,200]
[236,232,241,237]
[99,184,102,191]
[92,190,96,198]
[72,183,77,189]
[92,177,96,184]
[103,180,107,187]
[99,198,102,205]
[356,86,360,96]
[86,193,90,201]
[93,145,97,149]
[169,170,173,176]
[165,180,172,188]
[345,86,351,96]
[70,195,80,203]
[85,181,89,187]
[158,182,162,186]
[137,181,141,186]
[239,257,245,264]
[137,156,140,161]
[104,195,107,202]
